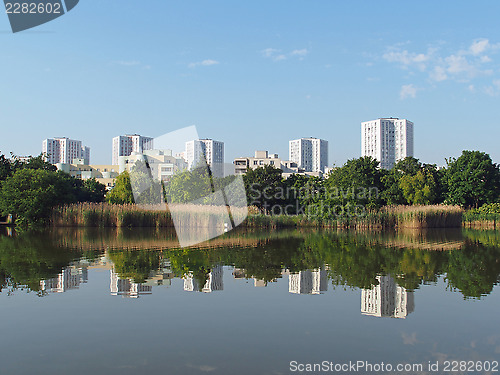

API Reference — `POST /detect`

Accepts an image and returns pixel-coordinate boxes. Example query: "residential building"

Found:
[361,275,415,319]
[289,138,328,173]
[55,161,119,190]
[42,137,91,164]
[234,150,300,175]
[112,134,153,165]
[118,149,188,181]
[185,139,224,178]
[361,118,414,169]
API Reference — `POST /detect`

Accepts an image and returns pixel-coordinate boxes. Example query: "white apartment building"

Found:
[361,275,415,319]
[361,118,414,169]
[234,150,299,175]
[112,134,154,165]
[185,139,224,178]
[42,137,91,164]
[289,138,328,173]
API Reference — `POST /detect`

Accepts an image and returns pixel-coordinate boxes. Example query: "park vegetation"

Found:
[2,150,500,228]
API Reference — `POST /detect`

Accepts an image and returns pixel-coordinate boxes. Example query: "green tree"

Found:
[399,169,437,205]
[445,150,500,208]
[106,171,134,204]
[0,153,12,182]
[0,169,82,226]
[323,156,384,214]
[79,178,107,203]
[243,165,284,214]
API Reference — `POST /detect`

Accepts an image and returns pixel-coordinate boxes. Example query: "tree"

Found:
[445,150,500,208]
[0,169,82,226]
[242,165,284,214]
[399,169,437,205]
[324,156,384,213]
[79,178,107,203]
[106,171,134,204]
[0,153,12,182]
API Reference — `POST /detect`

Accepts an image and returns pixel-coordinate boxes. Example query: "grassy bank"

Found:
[51,203,464,229]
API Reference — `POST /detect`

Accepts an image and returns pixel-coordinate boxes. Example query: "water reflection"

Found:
[289,269,328,295]
[361,275,414,319]
[40,266,88,294]
[184,265,224,293]
[1,227,500,301]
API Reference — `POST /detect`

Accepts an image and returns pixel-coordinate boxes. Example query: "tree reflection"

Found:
[1,229,500,299]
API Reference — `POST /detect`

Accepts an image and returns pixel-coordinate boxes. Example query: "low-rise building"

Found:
[55,160,119,189]
[118,149,188,181]
[234,150,300,175]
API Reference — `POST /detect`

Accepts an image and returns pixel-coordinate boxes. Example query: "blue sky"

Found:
[1,1,500,166]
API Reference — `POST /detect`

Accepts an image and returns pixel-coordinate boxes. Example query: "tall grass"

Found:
[51,203,174,228]
[51,203,464,230]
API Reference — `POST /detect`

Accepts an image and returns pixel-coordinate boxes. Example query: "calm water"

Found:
[0,227,499,375]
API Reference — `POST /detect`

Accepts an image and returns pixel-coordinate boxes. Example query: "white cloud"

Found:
[261,47,309,62]
[382,48,432,70]
[188,59,219,68]
[261,48,279,58]
[111,61,151,70]
[113,61,141,67]
[291,48,309,57]
[383,38,500,93]
[400,84,417,99]
[430,66,447,82]
[469,39,489,55]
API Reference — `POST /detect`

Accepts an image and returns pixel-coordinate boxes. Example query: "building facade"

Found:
[185,139,224,177]
[361,118,414,169]
[42,137,91,164]
[234,150,299,175]
[118,149,188,181]
[112,134,154,165]
[55,161,119,190]
[289,138,328,173]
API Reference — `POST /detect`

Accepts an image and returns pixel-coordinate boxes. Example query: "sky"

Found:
[1,0,500,166]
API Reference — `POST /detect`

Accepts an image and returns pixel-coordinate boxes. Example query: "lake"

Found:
[0,227,499,374]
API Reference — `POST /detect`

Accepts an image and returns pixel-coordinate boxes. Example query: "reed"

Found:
[51,203,464,230]
[51,203,175,228]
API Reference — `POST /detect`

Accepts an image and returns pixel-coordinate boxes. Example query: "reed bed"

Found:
[462,211,500,229]
[51,203,174,228]
[51,203,464,230]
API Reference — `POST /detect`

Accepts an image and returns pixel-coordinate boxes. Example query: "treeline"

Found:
[2,149,500,226]
[0,153,106,226]
[243,151,500,218]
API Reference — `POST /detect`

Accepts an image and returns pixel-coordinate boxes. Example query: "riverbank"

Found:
[49,203,466,230]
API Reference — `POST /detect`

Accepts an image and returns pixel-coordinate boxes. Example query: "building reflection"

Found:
[361,275,415,319]
[289,269,328,295]
[110,260,174,298]
[40,266,88,293]
[110,270,153,298]
[184,265,223,293]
